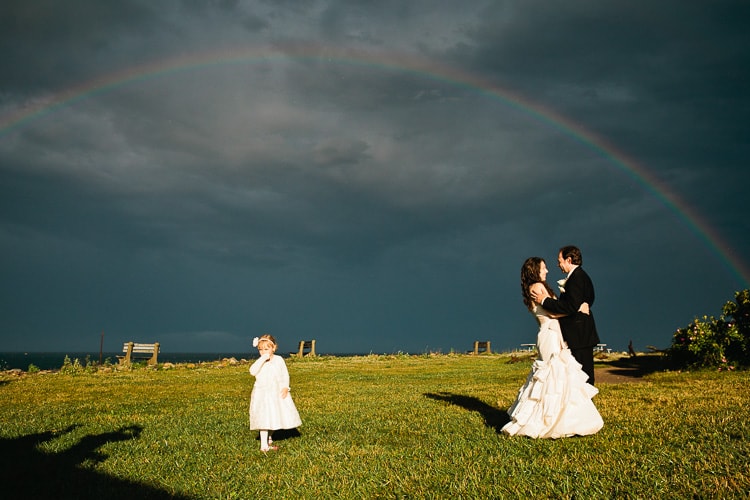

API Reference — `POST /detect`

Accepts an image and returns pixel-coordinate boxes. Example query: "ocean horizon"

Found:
[0,351,379,371]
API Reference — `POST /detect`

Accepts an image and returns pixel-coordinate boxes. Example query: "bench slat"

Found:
[119,342,160,366]
[122,343,159,352]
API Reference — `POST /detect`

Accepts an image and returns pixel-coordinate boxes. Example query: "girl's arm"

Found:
[249,353,270,376]
[277,357,291,398]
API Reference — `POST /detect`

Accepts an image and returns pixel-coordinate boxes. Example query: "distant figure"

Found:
[531,245,600,385]
[628,340,637,357]
[502,257,603,439]
[249,334,302,452]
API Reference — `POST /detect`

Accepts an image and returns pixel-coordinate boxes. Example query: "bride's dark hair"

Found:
[521,257,556,311]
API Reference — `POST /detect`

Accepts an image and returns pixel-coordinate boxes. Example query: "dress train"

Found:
[502,305,603,438]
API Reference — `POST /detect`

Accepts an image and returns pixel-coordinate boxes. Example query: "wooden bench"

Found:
[472,340,491,355]
[118,342,160,365]
[295,340,316,358]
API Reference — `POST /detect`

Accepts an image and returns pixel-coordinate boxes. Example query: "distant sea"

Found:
[0,352,253,371]
[0,351,362,371]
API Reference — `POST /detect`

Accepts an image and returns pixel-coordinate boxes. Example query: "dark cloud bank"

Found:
[1,1,748,355]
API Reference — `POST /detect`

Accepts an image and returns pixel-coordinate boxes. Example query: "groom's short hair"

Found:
[560,245,582,265]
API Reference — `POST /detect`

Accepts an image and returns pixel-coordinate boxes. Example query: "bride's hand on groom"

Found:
[578,302,590,315]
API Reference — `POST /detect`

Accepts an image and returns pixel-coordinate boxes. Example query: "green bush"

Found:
[722,288,750,364]
[59,355,84,375]
[668,289,749,370]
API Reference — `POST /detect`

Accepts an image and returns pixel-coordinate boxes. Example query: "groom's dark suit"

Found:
[541,266,600,384]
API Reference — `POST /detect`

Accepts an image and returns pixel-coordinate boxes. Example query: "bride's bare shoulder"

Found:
[529,282,547,294]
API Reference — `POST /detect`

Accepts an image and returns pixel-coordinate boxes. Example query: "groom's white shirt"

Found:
[566,265,579,280]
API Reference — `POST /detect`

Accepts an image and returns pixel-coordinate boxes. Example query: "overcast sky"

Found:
[1,0,748,356]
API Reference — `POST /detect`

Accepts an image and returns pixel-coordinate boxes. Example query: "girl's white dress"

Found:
[502,304,603,438]
[249,354,302,431]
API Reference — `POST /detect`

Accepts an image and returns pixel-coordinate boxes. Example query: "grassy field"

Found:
[1,353,748,499]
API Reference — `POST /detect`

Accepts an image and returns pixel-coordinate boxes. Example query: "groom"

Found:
[531,245,600,385]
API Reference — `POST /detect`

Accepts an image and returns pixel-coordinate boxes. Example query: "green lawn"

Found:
[1,353,748,499]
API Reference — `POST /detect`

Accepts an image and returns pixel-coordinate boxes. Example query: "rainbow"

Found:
[1,44,748,287]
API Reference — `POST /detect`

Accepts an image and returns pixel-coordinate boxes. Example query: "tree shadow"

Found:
[0,425,195,499]
[424,392,510,433]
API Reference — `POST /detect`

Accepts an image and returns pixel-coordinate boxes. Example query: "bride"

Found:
[501,256,604,438]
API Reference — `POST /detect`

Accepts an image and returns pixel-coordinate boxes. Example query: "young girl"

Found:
[248,334,302,451]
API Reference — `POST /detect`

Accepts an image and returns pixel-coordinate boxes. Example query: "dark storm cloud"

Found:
[0,1,161,92]
[449,0,750,245]
[454,1,750,145]
[0,0,748,354]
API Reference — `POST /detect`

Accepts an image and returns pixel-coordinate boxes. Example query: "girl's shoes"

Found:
[261,445,279,452]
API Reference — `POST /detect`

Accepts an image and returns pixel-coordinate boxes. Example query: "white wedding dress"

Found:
[249,355,302,431]
[502,304,603,438]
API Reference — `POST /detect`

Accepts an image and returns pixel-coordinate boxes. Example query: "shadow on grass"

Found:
[0,424,194,500]
[600,353,668,378]
[424,392,510,433]
[254,427,302,444]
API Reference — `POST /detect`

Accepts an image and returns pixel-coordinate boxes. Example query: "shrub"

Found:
[722,289,750,365]
[668,289,749,369]
[82,355,100,373]
[60,355,85,375]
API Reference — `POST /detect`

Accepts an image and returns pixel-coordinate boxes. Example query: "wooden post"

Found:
[473,341,491,355]
[148,342,160,365]
[99,330,104,365]
[297,340,316,357]
[120,342,134,365]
